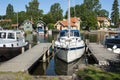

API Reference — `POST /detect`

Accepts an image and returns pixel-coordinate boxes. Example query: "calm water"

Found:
[25,32,98,76]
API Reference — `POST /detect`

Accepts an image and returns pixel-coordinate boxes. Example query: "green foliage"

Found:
[0,21,11,29]
[76,66,120,80]
[47,23,54,29]
[6,4,14,19]
[25,30,32,34]
[97,9,109,17]
[26,0,43,23]
[84,0,101,12]
[50,3,63,23]
[43,13,55,24]
[111,0,120,26]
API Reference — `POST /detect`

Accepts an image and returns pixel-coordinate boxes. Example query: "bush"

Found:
[76,66,120,80]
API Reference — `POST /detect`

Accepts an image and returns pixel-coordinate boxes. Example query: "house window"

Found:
[26,26,30,28]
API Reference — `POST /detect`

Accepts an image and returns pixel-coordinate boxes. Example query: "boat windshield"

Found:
[0,32,6,39]
[60,30,80,37]
[60,31,68,37]
[74,31,80,37]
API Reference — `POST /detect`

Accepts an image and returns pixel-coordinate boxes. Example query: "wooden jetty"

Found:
[0,43,52,72]
[86,43,120,65]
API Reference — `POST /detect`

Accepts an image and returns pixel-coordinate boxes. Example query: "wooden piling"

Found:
[42,53,46,63]
[29,44,31,49]
[22,47,25,53]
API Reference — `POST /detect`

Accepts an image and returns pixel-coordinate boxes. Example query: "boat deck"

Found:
[0,43,52,72]
[87,43,120,65]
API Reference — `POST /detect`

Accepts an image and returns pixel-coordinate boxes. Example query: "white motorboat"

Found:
[0,30,29,61]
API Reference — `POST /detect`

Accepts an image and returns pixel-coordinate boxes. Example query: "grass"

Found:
[76,65,120,80]
[0,72,60,80]
[0,65,120,80]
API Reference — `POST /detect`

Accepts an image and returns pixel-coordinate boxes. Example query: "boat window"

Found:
[0,32,6,38]
[74,32,80,37]
[16,32,21,38]
[60,32,65,37]
[8,33,15,39]
[70,32,74,36]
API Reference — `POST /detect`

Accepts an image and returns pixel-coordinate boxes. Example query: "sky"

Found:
[0,0,120,17]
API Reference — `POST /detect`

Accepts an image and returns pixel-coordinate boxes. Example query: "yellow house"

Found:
[54,17,81,31]
[97,17,110,28]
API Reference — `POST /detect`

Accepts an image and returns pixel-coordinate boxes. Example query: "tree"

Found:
[6,4,14,19]
[80,4,97,30]
[42,13,54,24]
[84,0,101,12]
[12,11,28,24]
[97,9,109,17]
[111,0,119,26]
[50,3,63,23]
[26,0,41,22]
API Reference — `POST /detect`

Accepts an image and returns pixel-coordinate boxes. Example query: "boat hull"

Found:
[0,43,29,61]
[55,46,85,63]
[105,39,120,48]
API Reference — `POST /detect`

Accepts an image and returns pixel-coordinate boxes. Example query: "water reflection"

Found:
[25,34,53,44]
[30,54,86,76]
[54,55,86,75]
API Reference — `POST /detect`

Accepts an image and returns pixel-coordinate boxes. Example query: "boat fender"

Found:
[3,45,6,47]
[11,44,13,47]
[17,43,18,46]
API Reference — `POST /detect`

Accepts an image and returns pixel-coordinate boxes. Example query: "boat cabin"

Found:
[0,30,24,41]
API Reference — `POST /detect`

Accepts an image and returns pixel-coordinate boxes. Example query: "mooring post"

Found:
[47,49,50,56]
[43,62,47,74]
[29,44,31,49]
[22,47,25,53]
[85,39,89,45]
[42,53,46,62]
[52,40,54,56]
[52,40,54,49]
[37,41,40,44]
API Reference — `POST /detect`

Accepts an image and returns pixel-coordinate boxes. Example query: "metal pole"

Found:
[17,12,18,30]
[68,0,71,37]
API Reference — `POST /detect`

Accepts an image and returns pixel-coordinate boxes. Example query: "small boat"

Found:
[54,0,85,63]
[105,33,120,48]
[0,30,29,61]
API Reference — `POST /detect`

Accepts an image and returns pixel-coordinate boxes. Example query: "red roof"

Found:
[11,24,19,27]
[97,17,110,21]
[59,17,79,27]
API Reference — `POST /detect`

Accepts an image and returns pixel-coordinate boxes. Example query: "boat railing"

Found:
[59,40,77,47]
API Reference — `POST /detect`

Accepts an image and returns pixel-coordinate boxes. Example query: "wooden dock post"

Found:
[29,44,31,49]
[52,40,54,56]
[85,39,89,45]
[22,47,25,53]
[42,53,46,62]
[52,40,54,49]
[47,49,50,56]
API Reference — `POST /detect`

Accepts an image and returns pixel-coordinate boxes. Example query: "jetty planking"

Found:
[0,43,52,72]
[87,43,120,65]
